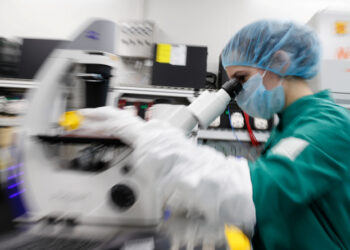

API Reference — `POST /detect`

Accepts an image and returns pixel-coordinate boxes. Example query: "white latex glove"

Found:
[75,106,145,146]
[75,106,256,235]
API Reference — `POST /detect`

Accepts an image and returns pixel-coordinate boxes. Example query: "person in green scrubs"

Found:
[75,20,350,249]
[221,20,350,249]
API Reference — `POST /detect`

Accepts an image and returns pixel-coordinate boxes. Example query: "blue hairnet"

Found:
[222,20,321,79]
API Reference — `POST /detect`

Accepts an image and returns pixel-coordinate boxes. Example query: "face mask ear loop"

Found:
[260,70,268,91]
[278,76,284,87]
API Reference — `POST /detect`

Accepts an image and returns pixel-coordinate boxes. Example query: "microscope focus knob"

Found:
[110,184,136,209]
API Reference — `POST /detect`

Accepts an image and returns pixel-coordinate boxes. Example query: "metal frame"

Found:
[0,79,37,89]
[111,86,196,99]
[0,81,272,142]
[197,129,270,142]
[0,117,22,127]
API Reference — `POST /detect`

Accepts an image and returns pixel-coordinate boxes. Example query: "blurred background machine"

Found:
[0,16,274,225]
[116,20,155,58]
[0,38,21,78]
[151,44,208,89]
[0,19,255,250]
[19,20,163,227]
[308,10,350,109]
[18,39,68,80]
[114,53,272,159]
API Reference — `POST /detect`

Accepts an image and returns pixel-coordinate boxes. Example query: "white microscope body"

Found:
[18,19,241,227]
[20,20,161,226]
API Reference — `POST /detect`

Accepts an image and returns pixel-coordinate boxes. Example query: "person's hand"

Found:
[70,106,256,235]
[74,106,145,146]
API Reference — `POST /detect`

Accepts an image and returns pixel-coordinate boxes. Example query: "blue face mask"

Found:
[235,73,285,119]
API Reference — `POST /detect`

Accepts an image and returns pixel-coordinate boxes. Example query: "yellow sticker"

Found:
[225,225,251,250]
[156,44,171,63]
[335,21,348,35]
[110,55,119,61]
[59,111,83,131]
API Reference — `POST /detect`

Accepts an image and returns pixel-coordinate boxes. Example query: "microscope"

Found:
[18,20,162,226]
[17,20,243,229]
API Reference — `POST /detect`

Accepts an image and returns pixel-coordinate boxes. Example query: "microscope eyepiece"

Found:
[221,78,243,98]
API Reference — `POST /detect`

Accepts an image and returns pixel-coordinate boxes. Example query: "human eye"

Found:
[235,74,248,83]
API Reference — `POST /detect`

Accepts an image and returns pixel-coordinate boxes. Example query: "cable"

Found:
[227,106,255,161]
[243,112,260,147]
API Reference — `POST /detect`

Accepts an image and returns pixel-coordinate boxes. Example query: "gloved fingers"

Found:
[69,116,143,146]
[67,121,115,137]
[130,124,256,231]
[77,107,112,121]
[78,106,143,121]
[78,106,121,121]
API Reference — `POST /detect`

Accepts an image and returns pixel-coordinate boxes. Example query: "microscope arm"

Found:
[165,78,242,133]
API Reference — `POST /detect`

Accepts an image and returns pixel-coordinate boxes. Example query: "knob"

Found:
[120,165,132,175]
[110,184,136,209]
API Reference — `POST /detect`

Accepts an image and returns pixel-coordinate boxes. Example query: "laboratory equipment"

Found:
[18,39,69,79]
[163,78,242,132]
[17,21,263,229]
[0,38,21,78]
[308,10,350,108]
[20,30,243,227]
[0,96,6,113]
[116,20,155,58]
[19,20,162,226]
[151,44,208,89]
[0,19,257,250]
[218,102,244,129]
[217,55,229,89]
[0,184,14,234]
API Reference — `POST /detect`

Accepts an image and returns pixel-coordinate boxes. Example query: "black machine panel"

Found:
[0,185,14,234]
[217,55,229,89]
[151,44,207,89]
[18,39,68,79]
[0,38,21,78]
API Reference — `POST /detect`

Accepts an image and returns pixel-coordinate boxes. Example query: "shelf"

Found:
[332,92,350,109]
[0,80,204,99]
[111,86,197,98]
[0,117,22,127]
[0,79,36,89]
[197,129,270,142]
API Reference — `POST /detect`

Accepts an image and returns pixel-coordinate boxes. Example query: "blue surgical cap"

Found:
[222,20,321,79]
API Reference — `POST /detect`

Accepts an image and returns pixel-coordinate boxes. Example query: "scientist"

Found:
[75,20,350,249]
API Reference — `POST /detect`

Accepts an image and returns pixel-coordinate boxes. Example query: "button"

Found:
[110,184,136,209]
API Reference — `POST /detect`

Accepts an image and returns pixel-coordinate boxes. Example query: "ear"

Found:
[262,70,282,90]
[270,50,291,75]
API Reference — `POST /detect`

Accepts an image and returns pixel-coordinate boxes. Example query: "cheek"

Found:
[262,74,280,90]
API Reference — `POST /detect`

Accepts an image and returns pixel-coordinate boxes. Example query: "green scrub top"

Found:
[249,90,350,250]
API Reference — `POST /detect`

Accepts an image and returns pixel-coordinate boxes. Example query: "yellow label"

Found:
[59,111,83,131]
[335,21,348,35]
[156,44,171,63]
[110,55,119,61]
[225,224,251,250]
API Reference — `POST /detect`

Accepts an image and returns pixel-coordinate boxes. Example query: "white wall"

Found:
[145,0,350,73]
[1,0,350,73]
[0,0,144,39]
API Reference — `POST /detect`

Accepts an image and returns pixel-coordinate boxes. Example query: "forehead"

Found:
[225,65,262,78]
